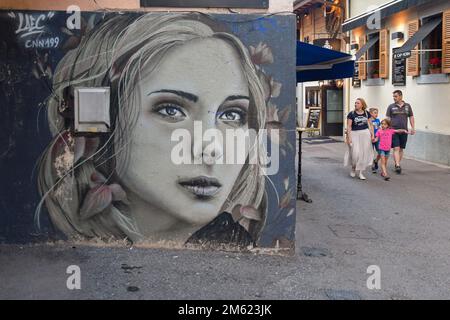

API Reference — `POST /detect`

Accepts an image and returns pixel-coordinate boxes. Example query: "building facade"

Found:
[344,0,450,166]
[295,0,348,137]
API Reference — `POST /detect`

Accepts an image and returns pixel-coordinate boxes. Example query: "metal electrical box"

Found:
[74,87,110,133]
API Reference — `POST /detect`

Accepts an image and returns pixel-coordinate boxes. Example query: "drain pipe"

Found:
[344,0,352,137]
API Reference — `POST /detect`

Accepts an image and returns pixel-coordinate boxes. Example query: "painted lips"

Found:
[178,176,222,198]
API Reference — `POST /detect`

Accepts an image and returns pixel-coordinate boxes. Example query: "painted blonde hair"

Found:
[36,13,269,243]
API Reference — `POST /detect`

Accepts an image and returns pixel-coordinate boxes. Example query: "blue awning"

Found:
[296,41,355,83]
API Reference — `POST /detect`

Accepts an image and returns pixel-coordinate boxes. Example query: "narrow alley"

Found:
[2,141,450,300]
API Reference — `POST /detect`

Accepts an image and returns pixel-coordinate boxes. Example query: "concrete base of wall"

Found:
[405,130,450,167]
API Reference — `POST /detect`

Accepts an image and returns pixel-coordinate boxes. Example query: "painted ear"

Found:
[79,185,112,220]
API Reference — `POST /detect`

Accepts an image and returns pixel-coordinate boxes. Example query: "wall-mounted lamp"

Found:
[350,43,359,50]
[304,11,309,17]
[391,32,404,40]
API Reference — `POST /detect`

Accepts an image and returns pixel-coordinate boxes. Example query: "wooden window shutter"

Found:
[407,20,420,76]
[358,35,367,80]
[379,29,390,78]
[443,10,450,74]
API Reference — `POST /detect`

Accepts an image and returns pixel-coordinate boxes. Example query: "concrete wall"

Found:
[347,1,450,166]
[349,0,391,18]
[0,9,297,251]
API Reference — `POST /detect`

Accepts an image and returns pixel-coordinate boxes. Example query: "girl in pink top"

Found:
[373,119,408,181]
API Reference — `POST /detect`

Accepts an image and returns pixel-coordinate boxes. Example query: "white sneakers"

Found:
[350,170,366,180]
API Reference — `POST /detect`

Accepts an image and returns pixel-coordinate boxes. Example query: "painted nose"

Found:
[202,140,223,165]
[192,130,223,165]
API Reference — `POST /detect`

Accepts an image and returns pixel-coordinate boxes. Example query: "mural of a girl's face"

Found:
[116,38,251,236]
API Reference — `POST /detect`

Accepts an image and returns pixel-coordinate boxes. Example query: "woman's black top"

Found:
[347,110,370,131]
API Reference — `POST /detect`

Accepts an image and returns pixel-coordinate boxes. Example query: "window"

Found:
[356,29,389,81]
[305,87,321,109]
[421,15,443,75]
[367,33,380,79]
[407,10,450,77]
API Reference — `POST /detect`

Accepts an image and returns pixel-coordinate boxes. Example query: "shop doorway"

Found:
[321,86,344,137]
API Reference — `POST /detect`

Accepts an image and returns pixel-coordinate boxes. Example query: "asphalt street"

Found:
[1,141,450,300]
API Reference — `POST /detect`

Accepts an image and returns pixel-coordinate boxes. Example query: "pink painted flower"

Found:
[79,172,129,220]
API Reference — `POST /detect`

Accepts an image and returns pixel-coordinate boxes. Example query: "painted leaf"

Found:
[31,67,40,80]
[279,189,293,208]
[231,204,242,222]
[270,80,282,98]
[80,185,112,220]
[45,66,53,79]
[61,27,74,36]
[109,183,129,204]
[240,205,262,221]
[279,107,291,124]
[250,42,274,65]
[283,177,289,191]
[238,218,251,231]
[287,208,294,217]
[266,102,280,123]
[90,172,106,184]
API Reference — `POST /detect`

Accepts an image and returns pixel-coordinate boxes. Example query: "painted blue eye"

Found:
[218,110,243,122]
[155,104,186,120]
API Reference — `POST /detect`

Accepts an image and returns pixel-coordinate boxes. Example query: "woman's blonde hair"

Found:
[35,13,269,243]
[355,98,368,111]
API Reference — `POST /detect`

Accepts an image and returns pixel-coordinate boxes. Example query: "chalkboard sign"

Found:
[393,48,406,86]
[306,108,321,129]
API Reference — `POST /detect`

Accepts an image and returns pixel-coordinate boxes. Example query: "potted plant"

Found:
[369,67,379,78]
[429,57,442,74]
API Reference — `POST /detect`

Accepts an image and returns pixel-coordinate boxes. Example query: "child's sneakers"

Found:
[371,160,378,173]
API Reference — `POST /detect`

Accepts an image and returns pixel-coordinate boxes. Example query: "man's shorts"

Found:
[378,149,390,157]
[392,133,408,149]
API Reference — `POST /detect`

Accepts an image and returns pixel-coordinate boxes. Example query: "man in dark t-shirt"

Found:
[386,90,415,174]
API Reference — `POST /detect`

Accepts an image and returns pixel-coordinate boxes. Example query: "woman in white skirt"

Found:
[344,98,374,180]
